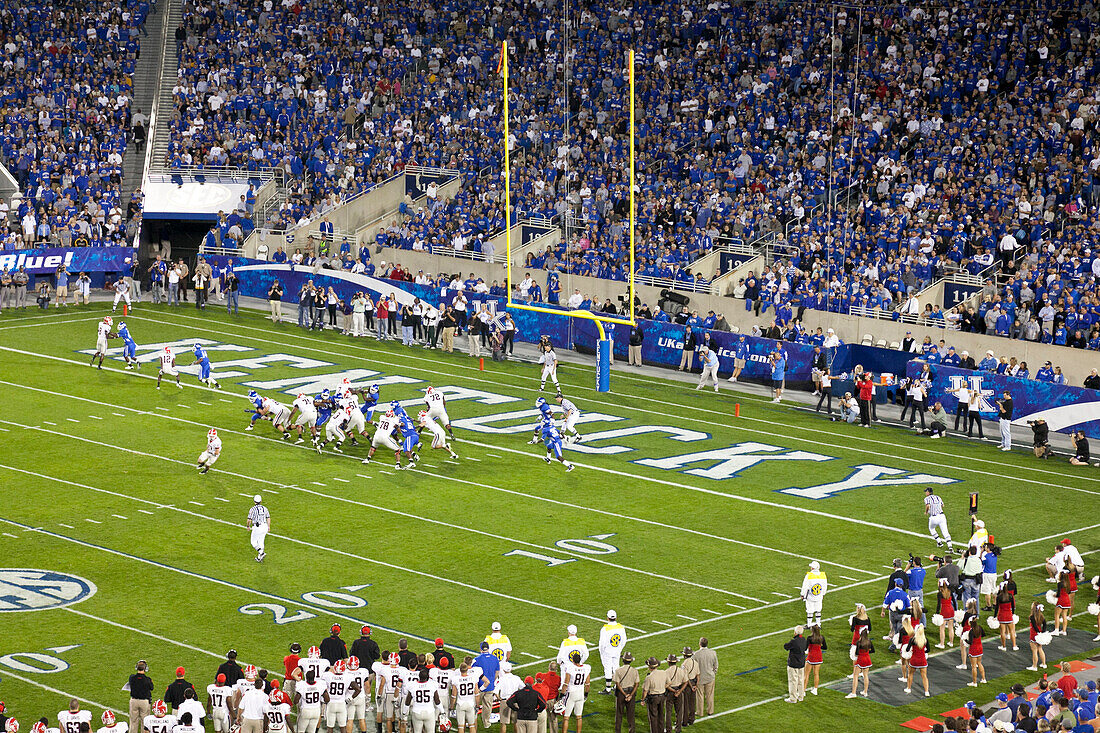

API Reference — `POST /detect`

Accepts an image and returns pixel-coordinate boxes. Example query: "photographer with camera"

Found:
[980,541,1001,611]
[1070,430,1091,466]
[1029,418,1053,459]
[957,546,983,610]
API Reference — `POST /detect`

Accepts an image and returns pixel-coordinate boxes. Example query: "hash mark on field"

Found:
[237,493,254,499]
[520,652,540,658]
[726,603,746,609]
[43,420,57,425]
[214,497,230,502]
[487,453,502,458]
[2,532,18,538]
[112,412,126,417]
[88,415,103,420]
[676,614,697,621]
[66,418,80,423]
[0,427,8,432]
[466,457,481,461]
[332,477,350,483]
[840,575,858,581]
[356,474,371,479]
[378,469,394,475]
[702,608,722,615]
[112,515,128,520]
[189,501,204,506]
[651,620,674,627]
[771,592,792,598]
[311,481,327,486]
[197,401,211,406]
[139,510,155,515]
[85,519,101,524]
[155,407,169,412]
[59,523,74,529]
[443,460,460,465]
[547,645,560,651]
[263,489,278,495]
[219,399,234,403]
[176,404,190,409]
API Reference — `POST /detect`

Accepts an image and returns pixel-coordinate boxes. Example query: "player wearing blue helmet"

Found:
[541,417,574,471]
[190,342,221,389]
[245,390,266,430]
[528,396,554,445]
[117,321,140,370]
[312,389,334,453]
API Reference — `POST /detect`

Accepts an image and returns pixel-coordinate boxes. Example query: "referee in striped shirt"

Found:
[246,495,270,563]
[924,488,951,547]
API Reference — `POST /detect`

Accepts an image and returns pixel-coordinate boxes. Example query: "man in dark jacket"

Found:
[216,651,243,686]
[628,325,645,366]
[429,639,454,671]
[506,676,547,727]
[164,667,195,711]
[319,624,348,665]
[784,628,809,703]
[349,626,380,671]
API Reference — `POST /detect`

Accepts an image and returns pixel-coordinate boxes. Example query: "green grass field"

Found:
[0,302,1098,731]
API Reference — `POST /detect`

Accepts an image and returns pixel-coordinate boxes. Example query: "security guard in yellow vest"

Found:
[800,560,829,627]
[598,610,627,693]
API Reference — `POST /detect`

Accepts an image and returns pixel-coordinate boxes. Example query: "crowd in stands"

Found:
[0,0,149,248]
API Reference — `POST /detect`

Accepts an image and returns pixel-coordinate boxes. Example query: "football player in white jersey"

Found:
[58,700,91,733]
[206,674,233,733]
[345,657,371,733]
[554,394,584,443]
[558,651,591,731]
[363,410,401,465]
[422,387,455,439]
[169,711,200,733]
[403,669,438,733]
[417,411,459,459]
[111,276,132,312]
[197,428,221,474]
[319,405,354,453]
[322,659,356,733]
[538,343,560,392]
[231,666,259,713]
[338,390,367,445]
[91,316,115,369]
[374,655,403,733]
[97,710,127,733]
[292,669,327,733]
[449,662,480,733]
[264,397,294,440]
[427,656,452,721]
[298,647,330,684]
[291,393,318,444]
[157,346,183,389]
[263,689,291,733]
[143,701,176,733]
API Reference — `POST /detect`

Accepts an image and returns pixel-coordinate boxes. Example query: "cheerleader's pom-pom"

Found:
[931,613,945,627]
[1035,631,1052,646]
[1090,575,1098,590]
[1088,603,1100,616]
[849,645,857,661]
[953,610,965,623]
[1045,590,1058,605]
[1011,614,1019,625]
[890,599,904,612]
[953,623,963,636]
[900,646,913,660]
[848,614,855,627]
[987,616,1000,630]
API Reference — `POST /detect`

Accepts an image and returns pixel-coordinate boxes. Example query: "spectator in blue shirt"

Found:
[881,579,911,652]
[906,558,926,604]
[769,352,786,403]
[473,641,500,718]
[977,351,999,372]
[1035,361,1055,382]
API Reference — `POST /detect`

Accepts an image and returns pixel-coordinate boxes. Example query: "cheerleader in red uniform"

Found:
[995,583,1017,650]
[850,603,871,644]
[1027,601,1048,671]
[846,629,874,698]
[955,599,978,669]
[1066,561,1078,609]
[905,625,931,696]
[935,579,956,649]
[1092,579,1100,643]
[804,625,827,695]
[896,616,914,684]
[972,620,990,686]
[1054,572,1073,635]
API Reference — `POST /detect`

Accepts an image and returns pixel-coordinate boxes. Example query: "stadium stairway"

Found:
[124,0,177,189]
[144,0,184,176]
[824,628,1100,706]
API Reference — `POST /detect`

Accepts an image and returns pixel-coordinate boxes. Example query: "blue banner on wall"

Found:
[908,361,1100,439]
[944,281,983,308]
[0,246,137,275]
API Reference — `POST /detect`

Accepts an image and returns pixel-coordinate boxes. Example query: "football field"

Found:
[1,302,1098,730]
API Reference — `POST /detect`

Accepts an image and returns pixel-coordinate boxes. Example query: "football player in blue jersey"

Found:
[527,396,554,445]
[245,389,266,430]
[117,321,140,370]
[541,417,575,471]
[313,389,334,453]
[349,383,380,423]
[190,343,221,389]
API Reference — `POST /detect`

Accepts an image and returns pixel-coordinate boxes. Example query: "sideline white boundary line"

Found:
[0,378,883,578]
[0,667,126,714]
[137,309,1100,489]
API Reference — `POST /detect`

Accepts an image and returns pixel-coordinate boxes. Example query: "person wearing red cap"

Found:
[319,625,348,666]
[165,668,196,713]
[206,674,233,733]
[0,701,9,733]
[430,639,454,673]
[349,629,379,677]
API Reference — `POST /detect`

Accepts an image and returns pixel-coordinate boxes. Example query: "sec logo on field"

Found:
[0,569,97,612]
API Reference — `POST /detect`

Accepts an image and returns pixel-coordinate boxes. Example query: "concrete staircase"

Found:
[125,0,182,188]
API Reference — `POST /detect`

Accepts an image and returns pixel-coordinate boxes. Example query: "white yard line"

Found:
[132,311,1100,490]
[0,459,633,631]
[0,667,126,714]
[64,607,225,659]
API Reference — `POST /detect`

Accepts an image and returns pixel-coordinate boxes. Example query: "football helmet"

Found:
[268,690,284,705]
[289,642,301,654]
[248,390,259,400]
[101,712,116,727]
[308,646,321,659]
[438,718,452,732]
[425,386,435,396]
[31,723,46,733]
[333,660,346,674]
[418,410,428,422]
[385,410,394,418]
[208,428,218,440]
[5,719,18,733]
[388,653,399,665]
[320,389,330,399]
[243,664,257,680]
[164,346,172,356]
[347,656,360,672]
[331,623,341,634]
[535,397,547,407]
[118,321,126,331]
[103,316,113,326]
[152,701,168,717]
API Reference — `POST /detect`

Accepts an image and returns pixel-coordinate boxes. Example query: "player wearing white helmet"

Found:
[291,393,319,444]
[554,394,584,443]
[198,428,222,474]
[143,701,176,733]
[321,660,356,733]
[92,316,115,369]
[422,387,455,440]
[319,405,354,453]
[374,655,403,733]
[232,666,260,710]
[345,657,371,733]
[157,347,182,389]
[97,710,128,733]
[338,389,367,445]
[363,410,401,466]
[417,411,458,459]
[262,689,291,733]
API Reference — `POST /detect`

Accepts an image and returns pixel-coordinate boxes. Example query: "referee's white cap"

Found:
[254,494,263,503]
